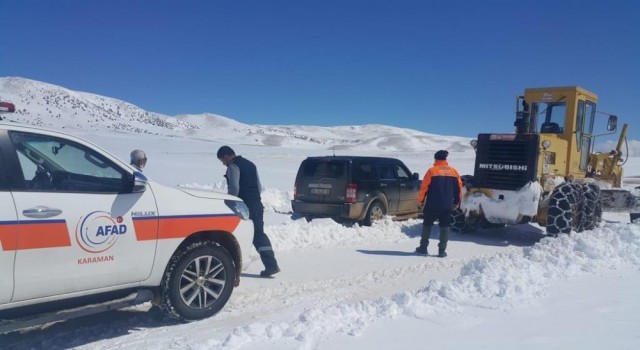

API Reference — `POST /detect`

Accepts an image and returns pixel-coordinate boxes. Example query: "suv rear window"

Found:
[302,160,346,178]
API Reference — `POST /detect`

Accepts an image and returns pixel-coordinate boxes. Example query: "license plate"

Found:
[310,188,331,195]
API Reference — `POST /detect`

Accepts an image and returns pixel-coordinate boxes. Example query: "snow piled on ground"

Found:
[172,179,640,349]
[189,222,640,350]
[267,217,421,252]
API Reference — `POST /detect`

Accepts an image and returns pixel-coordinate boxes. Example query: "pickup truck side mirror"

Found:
[124,171,148,193]
[132,172,148,193]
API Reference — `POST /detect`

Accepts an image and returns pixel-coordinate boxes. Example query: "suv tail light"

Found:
[346,183,357,203]
[293,182,298,200]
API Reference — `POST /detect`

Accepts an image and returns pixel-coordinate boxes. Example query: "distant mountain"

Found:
[0,76,471,153]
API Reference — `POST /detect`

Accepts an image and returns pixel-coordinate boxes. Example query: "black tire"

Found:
[546,182,584,236]
[580,183,602,231]
[362,201,385,226]
[451,207,466,232]
[451,208,480,233]
[160,241,235,322]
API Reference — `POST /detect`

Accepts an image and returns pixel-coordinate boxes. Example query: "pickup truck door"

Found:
[0,151,17,304]
[3,130,159,302]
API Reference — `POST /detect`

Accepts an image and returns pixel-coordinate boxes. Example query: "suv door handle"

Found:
[380,183,388,187]
[400,183,407,187]
[23,206,63,218]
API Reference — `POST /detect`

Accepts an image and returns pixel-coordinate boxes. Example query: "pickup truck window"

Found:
[10,131,127,193]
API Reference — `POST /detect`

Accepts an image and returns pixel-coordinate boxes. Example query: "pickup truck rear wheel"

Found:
[362,201,385,226]
[160,241,235,322]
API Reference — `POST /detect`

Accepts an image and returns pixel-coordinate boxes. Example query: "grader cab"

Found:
[458,86,639,235]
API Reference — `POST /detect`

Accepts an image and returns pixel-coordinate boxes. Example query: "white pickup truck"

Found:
[0,102,253,333]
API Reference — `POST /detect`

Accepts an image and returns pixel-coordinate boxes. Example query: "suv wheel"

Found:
[160,241,235,322]
[362,201,385,226]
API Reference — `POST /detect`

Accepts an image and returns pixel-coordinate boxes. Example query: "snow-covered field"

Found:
[1,130,639,350]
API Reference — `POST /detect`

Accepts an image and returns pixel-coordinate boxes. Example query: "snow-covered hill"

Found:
[0,76,471,153]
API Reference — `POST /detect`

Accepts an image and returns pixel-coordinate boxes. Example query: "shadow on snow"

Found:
[0,305,179,350]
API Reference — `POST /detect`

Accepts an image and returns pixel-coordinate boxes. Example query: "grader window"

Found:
[532,102,566,134]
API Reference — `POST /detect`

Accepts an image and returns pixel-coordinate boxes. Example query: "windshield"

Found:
[532,102,566,134]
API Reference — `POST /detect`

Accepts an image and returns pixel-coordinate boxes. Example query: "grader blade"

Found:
[600,189,640,213]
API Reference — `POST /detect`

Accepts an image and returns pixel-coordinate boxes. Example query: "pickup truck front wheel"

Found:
[160,241,236,322]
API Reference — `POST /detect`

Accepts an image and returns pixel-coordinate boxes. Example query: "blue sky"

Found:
[0,0,638,138]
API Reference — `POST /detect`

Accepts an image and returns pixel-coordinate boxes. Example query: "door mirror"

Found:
[124,171,147,193]
[132,172,148,193]
[607,115,618,132]
[412,173,420,180]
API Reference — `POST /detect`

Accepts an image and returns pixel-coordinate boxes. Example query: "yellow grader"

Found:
[456,86,639,235]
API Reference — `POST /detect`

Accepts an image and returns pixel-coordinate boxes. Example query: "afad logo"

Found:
[75,211,127,254]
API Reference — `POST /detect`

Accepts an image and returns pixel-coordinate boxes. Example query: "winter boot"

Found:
[260,266,281,278]
[437,226,449,258]
[415,225,432,255]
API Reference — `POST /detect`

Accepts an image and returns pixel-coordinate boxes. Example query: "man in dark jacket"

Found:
[217,146,280,277]
[415,150,463,257]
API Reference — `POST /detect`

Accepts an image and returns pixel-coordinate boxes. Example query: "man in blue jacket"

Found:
[217,146,280,277]
[416,150,463,258]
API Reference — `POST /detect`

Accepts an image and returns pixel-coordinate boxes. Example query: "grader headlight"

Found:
[542,140,552,149]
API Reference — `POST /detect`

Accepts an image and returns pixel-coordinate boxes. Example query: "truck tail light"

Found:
[346,183,357,203]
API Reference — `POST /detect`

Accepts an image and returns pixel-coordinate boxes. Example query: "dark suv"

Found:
[291,156,422,226]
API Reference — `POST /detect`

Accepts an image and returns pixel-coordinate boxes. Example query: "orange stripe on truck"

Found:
[133,214,241,241]
[0,220,71,250]
[0,222,19,251]
[132,218,159,241]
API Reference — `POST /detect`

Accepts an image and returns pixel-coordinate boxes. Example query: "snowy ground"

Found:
[1,131,639,350]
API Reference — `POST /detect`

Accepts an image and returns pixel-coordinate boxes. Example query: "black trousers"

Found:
[422,207,453,227]
[247,201,279,270]
[422,207,453,250]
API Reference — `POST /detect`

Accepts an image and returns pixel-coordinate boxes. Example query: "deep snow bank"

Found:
[195,222,640,349]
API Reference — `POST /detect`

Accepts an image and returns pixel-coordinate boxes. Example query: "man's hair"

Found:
[217,146,235,159]
[434,150,448,160]
[130,149,147,162]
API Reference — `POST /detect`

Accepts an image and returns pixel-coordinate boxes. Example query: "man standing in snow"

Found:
[415,150,463,258]
[217,146,281,277]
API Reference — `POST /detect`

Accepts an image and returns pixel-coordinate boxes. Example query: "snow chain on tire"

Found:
[451,207,479,233]
[451,208,468,233]
[546,182,584,236]
[580,183,602,231]
[451,207,466,232]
